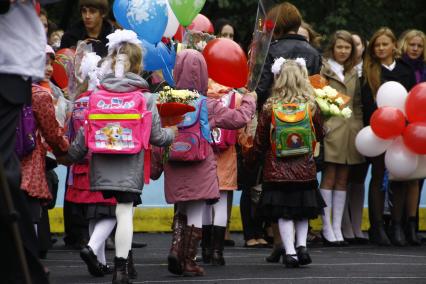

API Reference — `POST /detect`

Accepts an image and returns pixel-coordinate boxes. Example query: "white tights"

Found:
[115,202,133,258]
[177,200,206,228]
[88,217,116,264]
[202,191,228,227]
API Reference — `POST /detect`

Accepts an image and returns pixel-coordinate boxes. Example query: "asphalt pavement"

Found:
[45,232,426,284]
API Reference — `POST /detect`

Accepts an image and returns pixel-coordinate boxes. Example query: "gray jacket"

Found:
[68,73,174,194]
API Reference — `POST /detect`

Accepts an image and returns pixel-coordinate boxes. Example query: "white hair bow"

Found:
[79,52,101,90]
[106,29,142,54]
[271,57,307,75]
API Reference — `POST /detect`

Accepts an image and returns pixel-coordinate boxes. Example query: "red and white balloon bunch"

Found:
[355,81,426,180]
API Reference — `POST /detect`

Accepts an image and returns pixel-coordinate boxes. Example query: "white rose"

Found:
[335,97,345,106]
[341,107,352,118]
[315,89,326,98]
[324,86,338,98]
[330,104,341,116]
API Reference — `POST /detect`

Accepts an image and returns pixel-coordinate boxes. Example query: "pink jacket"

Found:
[163,95,256,204]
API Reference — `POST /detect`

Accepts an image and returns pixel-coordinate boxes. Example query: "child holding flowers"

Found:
[318,30,364,245]
[159,49,256,276]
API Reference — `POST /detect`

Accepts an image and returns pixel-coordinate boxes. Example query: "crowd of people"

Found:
[0,1,425,284]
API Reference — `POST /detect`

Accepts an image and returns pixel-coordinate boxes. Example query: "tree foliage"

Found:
[44,0,426,50]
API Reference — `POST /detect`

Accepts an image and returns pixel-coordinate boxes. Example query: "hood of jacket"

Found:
[100,73,149,93]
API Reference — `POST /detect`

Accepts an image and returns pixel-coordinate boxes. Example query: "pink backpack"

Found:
[210,92,238,151]
[168,97,210,162]
[86,88,152,155]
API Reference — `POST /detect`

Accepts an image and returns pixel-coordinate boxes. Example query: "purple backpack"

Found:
[15,104,37,159]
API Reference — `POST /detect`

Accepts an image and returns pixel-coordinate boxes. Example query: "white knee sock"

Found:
[185,200,205,229]
[332,190,347,241]
[295,219,309,248]
[278,218,296,255]
[320,188,336,242]
[341,186,355,239]
[115,203,133,258]
[88,218,117,263]
[202,204,213,226]
[349,183,365,238]
[213,191,228,227]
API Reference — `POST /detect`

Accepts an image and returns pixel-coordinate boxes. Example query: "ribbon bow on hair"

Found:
[271,57,307,75]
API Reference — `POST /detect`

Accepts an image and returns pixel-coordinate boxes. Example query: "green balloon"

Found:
[169,0,206,27]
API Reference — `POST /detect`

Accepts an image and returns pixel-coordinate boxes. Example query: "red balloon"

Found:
[202,38,248,88]
[405,82,426,123]
[173,25,185,42]
[52,48,75,89]
[187,14,214,34]
[370,107,406,139]
[403,122,426,154]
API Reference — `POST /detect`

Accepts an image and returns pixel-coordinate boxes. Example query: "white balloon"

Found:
[163,1,180,38]
[355,126,393,157]
[376,81,408,114]
[385,137,418,179]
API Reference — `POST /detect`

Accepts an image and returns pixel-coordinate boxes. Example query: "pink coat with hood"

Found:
[163,50,256,204]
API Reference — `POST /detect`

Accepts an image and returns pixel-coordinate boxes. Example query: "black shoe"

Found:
[369,223,391,246]
[354,237,369,245]
[390,222,406,246]
[296,246,312,266]
[265,247,284,263]
[131,241,147,248]
[112,257,131,284]
[406,218,421,246]
[80,246,104,277]
[320,232,339,247]
[211,226,226,266]
[284,254,299,268]
[224,239,235,247]
[100,264,113,274]
[337,240,349,246]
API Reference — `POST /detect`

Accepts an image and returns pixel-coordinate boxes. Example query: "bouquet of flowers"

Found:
[182,30,215,52]
[157,86,198,126]
[309,75,352,119]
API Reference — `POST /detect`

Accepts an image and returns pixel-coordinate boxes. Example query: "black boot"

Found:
[296,246,312,266]
[127,250,137,279]
[211,226,226,266]
[80,245,104,277]
[112,257,131,284]
[369,222,391,246]
[201,225,213,264]
[406,217,421,246]
[390,222,406,246]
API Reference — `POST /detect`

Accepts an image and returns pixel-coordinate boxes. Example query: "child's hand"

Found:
[244,91,257,100]
[168,125,179,138]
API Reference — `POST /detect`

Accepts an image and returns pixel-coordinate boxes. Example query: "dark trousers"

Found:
[0,75,48,283]
[240,187,264,241]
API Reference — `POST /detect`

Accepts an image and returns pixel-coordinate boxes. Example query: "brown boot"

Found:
[167,213,187,275]
[183,225,205,276]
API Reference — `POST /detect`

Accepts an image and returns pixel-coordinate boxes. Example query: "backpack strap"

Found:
[144,146,151,184]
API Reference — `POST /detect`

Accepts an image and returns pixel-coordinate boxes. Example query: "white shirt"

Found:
[355,61,363,78]
[328,58,345,82]
[0,3,46,81]
[382,60,396,71]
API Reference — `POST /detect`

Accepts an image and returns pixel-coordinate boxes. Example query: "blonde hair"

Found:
[264,60,316,111]
[364,27,398,97]
[110,42,143,74]
[398,29,426,62]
